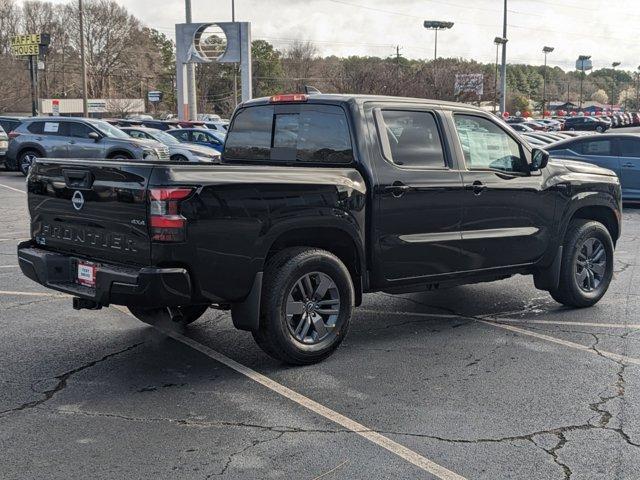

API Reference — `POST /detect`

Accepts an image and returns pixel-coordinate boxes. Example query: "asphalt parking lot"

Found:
[1,171,639,480]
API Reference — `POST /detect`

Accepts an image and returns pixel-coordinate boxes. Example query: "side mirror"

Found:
[531,148,549,171]
[88,131,101,142]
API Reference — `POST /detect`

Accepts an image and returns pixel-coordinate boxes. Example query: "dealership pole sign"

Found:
[175,22,252,120]
[11,33,50,116]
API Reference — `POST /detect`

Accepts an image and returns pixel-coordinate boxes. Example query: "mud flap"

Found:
[231,272,263,331]
[533,246,563,291]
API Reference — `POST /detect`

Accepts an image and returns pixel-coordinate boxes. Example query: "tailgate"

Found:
[28,159,153,266]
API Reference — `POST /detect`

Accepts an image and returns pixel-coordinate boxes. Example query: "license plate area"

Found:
[76,261,98,287]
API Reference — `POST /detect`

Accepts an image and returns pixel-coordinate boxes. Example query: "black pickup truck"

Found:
[18,94,622,364]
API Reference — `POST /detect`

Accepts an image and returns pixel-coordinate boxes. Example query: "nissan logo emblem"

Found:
[72,191,85,211]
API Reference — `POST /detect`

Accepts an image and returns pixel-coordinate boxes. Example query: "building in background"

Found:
[39,98,145,118]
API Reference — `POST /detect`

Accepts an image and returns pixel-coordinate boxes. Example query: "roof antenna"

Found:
[304,85,322,95]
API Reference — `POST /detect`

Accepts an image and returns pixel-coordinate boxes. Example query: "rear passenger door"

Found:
[368,105,465,283]
[37,121,70,158]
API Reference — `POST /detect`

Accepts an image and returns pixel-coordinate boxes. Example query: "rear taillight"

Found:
[149,187,194,242]
[8,131,20,139]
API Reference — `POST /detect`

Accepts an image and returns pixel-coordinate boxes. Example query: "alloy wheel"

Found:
[285,271,341,344]
[575,237,606,292]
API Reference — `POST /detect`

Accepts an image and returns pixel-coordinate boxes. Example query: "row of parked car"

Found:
[507,112,640,135]
[505,121,640,202]
[0,115,228,175]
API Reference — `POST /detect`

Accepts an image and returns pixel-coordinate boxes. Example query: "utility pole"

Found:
[185,0,197,120]
[79,0,88,117]
[542,46,554,118]
[499,0,508,114]
[396,45,402,94]
[636,66,640,111]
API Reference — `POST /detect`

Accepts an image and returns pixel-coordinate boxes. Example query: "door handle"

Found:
[384,182,411,197]
[465,180,486,195]
[623,162,635,168]
[68,140,76,145]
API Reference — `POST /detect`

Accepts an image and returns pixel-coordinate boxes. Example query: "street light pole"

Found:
[423,20,454,62]
[542,46,554,118]
[577,55,591,111]
[232,0,238,107]
[494,37,507,114]
[499,0,508,114]
[611,62,620,113]
[78,0,88,117]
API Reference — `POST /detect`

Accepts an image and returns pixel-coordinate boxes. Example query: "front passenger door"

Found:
[617,136,640,201]
[67,122,104,158]
[451,113,555,270]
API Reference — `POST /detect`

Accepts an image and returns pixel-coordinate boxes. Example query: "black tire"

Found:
[596,125,604,133]
[549,219,614,308]
[110,153,133,160]
[171,154,188,162]
[19,150,39,176]
[252,247,354,365]
[128,305,209,327]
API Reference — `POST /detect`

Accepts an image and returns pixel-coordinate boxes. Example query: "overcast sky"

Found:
[35,0,640,71]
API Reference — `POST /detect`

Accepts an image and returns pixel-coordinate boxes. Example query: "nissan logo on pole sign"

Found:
[72,191,85,211]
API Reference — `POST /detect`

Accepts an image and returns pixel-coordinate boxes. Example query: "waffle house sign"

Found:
[11,34,50,57]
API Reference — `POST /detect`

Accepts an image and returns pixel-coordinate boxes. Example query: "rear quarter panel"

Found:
[149,164,367,302]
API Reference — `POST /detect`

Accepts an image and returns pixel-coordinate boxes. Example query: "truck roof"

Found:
[241,94,484,111]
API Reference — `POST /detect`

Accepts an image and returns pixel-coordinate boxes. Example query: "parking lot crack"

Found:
[0,342,144,417]
[206,431,286,477]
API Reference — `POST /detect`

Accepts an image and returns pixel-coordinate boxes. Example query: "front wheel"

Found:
[549,219,614,308]
[19,150,39,176]
[253,247,354,365]
[128,305,209,327]
[596,125,604,133]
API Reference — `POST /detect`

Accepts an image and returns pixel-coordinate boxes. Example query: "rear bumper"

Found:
[17,241,192,307]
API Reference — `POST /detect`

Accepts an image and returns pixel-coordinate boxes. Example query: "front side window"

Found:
[618,138,640,158]
[68,122,95,139]
[454,114,527,173]
[378,110,446,168]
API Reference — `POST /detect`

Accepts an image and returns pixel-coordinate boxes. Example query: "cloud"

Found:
[28,0,640,71]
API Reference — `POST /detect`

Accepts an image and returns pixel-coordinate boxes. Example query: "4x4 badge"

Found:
[72,191,85,211]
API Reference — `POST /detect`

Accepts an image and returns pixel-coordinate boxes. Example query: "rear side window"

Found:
[27,122,44,134]
[575,139,612,155]
[0,120,20,133]
[377,110,445,168]
[225,104,353,164]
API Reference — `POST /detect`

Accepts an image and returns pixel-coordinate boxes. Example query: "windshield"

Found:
[89,120,131,139]
[152,130,181,145]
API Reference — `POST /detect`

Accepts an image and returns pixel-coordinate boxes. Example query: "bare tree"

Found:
[282,40,318,92]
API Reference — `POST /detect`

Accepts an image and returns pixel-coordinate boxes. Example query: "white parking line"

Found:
[484,317,640,329]
[0,265,19,269]
[0,183,26,195]
[111,306,466,480]
[0,290,67,297]
[479,320,640,365]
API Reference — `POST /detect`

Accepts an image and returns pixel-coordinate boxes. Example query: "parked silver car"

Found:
[121,127,220,163]
[6,117,170,175]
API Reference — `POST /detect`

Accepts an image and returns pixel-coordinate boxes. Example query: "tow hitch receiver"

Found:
[73,297,102,311]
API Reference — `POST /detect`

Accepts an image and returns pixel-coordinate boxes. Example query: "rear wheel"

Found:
[549,219,614,308]
[19,150,39,176]
[253,247,354,365]
[128,305,209,327]
[596,125,604,133]
[171,154,188,162]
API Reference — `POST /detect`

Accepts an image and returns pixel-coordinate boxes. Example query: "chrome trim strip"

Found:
[400,227,538,243]
[462,227,539,240]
